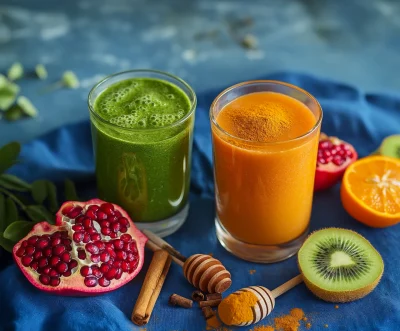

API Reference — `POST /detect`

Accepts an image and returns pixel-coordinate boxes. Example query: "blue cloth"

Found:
[1,73,400,331]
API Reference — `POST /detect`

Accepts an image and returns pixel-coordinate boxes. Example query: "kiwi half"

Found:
[379,135,400,159]
[298,228,384,303]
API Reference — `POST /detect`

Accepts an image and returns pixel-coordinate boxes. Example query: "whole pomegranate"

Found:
[13,199,147,295]
[314,133,358,191]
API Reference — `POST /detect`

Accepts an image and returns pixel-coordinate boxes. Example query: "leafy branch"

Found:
[0,141,80,252]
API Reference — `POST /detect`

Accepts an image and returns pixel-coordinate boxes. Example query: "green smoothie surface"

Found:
[93,78,191,129]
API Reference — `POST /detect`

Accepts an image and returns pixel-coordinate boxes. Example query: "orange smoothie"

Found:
[212,91,320,246]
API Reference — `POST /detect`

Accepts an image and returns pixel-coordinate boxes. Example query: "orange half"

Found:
[341,156,400,227]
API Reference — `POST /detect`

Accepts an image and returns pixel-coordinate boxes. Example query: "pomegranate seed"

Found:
[126,252,134,262]
[49,269,60,277]
[116,251,127,261]
[113,260,122,268]
[63,270,72,277]
[75,215,85,224]
[88,205,100,212]
[100,220,110,228]
[73,231,84,243]
[120,227,128,233]
[87,228,98,234]
[91,233,101,241]
[72,224,84,231]
[97,211,107,220]
[30,261,39,271]
[319,140,332,149]
[51,237,61,246]
[121,234,132,242]
[82,233,91,243]
[83,217,93,228]
[33,251,43,260]
[62,238,72,246]
[105,242,113,250]
[101,228,111,236]
[38,257,48,268]
[322,150,331,158]
[109,232,117,239]
[317,157,327,164]
[113,239,124,250]
[16,247,25,257]
[52,232,62,238]
[100,263,110,273]
[50,277,60,287]
[92,266,103,278]
[115,210,122,218]
[115,268,122,280]
[86,243,99,254]
[39,274,50,285]
[80,266,92,277]
[69,259,78,269]
[21,240,28,247]
[98,277,110,287]
[347,150,353,157]
[127,242,137,253]
[61,252,71,263]
[130,260,139,271]
[36,238,49,249]
[121,261,130,272]
[111,223,120,233]
[61,204,74,216]
[67,206,83,219]
[333,156,345,166]
[84,276,98,287]
[50,256,60,267]
[91,254,100,263]
[100,251,110,263]
[57,262,68,273]
[108,215,118,223]
[338,149,346,157]
[105,267,118,280]
[28,236,39,245]
[53,245,66,256]
[118,217,129,227]
[95,241,106,250]
[78,249,86,260]
[86,209,97,219]
[101,203,115,215]
[43,247,52,257]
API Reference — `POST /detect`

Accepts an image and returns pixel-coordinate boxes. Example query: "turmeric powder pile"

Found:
[218,291,258,325]
[250,308,307,331]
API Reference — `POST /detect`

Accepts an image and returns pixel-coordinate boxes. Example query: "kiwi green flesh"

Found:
[298,228,384,294]
[379,135,400,158]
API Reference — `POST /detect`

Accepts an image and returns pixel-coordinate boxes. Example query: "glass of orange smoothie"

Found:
[210,81,322,263]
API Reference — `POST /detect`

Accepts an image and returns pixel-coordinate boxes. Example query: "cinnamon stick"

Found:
[199,299,222,308]
[131,250,172,325]
[206,293,222,301]
[169,294,193,308]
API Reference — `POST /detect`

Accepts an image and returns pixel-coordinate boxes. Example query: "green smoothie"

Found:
[90,77,194,222]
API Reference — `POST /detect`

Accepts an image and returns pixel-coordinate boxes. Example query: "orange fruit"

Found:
[341,156,400,227]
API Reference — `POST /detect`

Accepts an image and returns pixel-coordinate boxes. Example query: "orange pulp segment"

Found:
[341,156,400,227]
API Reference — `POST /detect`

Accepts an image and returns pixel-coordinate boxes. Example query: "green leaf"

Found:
[0,82,20,111]
[4,106,23,121]
[62,71,79,89]
[0,141,20,174]
[0,193,5,232]
[64,179,79,201]
[31,180,48,204]
[0,232,15,252]
[46,181,58,212]
[3,221,32,242]
[17,96,38,118]
[0,74,8,88]
[5,197,19,227]
[7,62,24,81]
[0,174,31,192]
[35,64,48,80]
[25,205,54,224]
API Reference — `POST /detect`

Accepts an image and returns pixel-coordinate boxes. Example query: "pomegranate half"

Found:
[314,133,358,191]
[13,199,147,295]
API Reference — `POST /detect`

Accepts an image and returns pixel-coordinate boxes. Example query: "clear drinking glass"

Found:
[210,81,322,262]
[88,70,196,237]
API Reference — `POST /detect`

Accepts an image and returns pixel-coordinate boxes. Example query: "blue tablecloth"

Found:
[1,73,400,331]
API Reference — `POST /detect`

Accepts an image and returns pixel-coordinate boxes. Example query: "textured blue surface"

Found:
[0,0,400,145]
[1,73,400,331]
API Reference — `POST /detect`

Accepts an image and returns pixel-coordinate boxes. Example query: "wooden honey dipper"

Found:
[219,274,303,326]
[143,230,232,293]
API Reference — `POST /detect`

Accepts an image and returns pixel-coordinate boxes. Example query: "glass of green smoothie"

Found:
[88,70,196,237]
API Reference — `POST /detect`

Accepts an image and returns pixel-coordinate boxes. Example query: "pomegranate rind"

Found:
[314,136,358,191]
[13,199,147,296]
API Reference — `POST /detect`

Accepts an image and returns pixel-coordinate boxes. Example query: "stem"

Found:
[0,187,26,210]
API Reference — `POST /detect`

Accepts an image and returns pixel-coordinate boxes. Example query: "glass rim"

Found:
[210,80,323,146]
[88,69,197,133]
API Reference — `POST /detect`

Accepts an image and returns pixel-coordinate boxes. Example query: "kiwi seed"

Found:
[298,228,384,303]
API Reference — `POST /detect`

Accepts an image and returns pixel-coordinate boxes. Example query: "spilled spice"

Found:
[251,326,275,331]
[251,308,306,331]
[306,323,312,329]
[249,269,257,275]
[206,315,222,330]
[335,305,339,309]
[302,317,308,321]
[324,324,329,328]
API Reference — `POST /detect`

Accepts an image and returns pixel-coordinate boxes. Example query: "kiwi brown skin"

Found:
[298,228,384,303]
